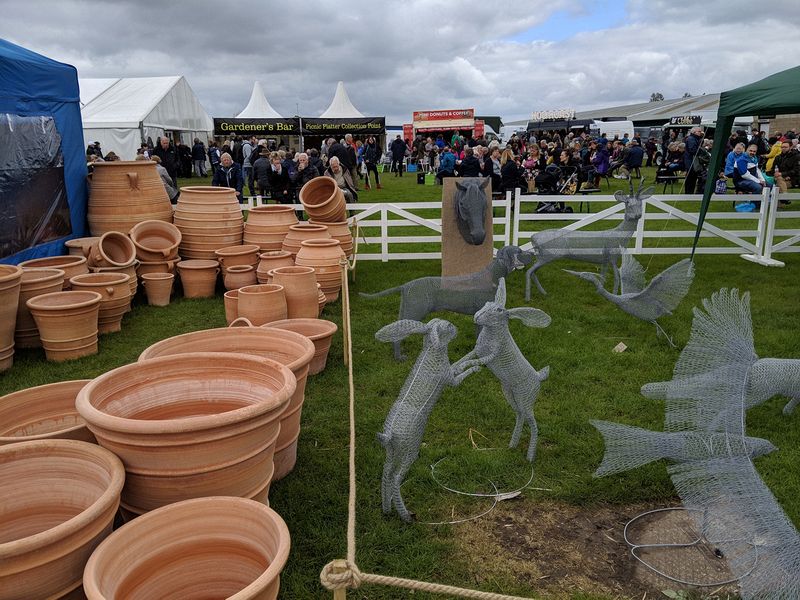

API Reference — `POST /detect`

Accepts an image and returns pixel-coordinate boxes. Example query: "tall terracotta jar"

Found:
[270,266,318,319]
[90,260,138,297]
[83,497,290,600]
[176,259,219,298]
[223,289,239,324]
[76,352,295,515]
[88,231,136,268]
[88,160,173,235]
[15,268,65,349]
[19,255,88,289]
[139,327,315,481]
[69,273,131,333]
[281,223,330,259]
[299,175,347,222]
[129,220,181,261]
[265,318,339,376]
[65,237,100,258]
[244,204,299,251]
[215,243,260,269]
[257,250,294,284]
[309,218,354,257]
[26,291,102,362]
[0,380,94,445]
[141,273,174,307]
[295,238,346,302]
[0,265,22,372]
[237,284,287,326]
[174,186,243,259]
[0,439,124,600]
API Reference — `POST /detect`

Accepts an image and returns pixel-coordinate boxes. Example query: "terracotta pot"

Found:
[19,256,88,290]
[265,318,338,375]
[65,237,100,258]
[318,283,327,316]
[295,238,346,302]
[15,268,65,349]
[269,266,318,319]
[176,259,219,298]
[257,250,294,284]
[215,243,260,270]
[0,265,22,372]
[224,264,258,290]
[135,257,179,278]
[90,260,138,297]
[309,218,354,257]
[0,380,94,445]
[129,220,181,261]
[281,223,330,259]
[229,316,252,327]
[237,284,287,326]
[76,352,295,514]
[244,205,299,251]
[175,186,243,260]
[139,327,315,481]
[223,289,239,325]
[141,273,174,307]
[83,497,290,600]
[26,291,101,362]
[0,439,124,600]
[88,231,136,268]
[299,176,347,222]
[69,273,131,334]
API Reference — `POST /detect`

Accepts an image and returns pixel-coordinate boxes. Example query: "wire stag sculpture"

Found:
[375,318,480,522]
[525,178,649,299]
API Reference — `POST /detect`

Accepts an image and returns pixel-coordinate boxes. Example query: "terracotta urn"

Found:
[176,259,219,298]
[76,352,295,515]
[215,243,261,269]
[318,283,327,316]
[139,326,315,481]
[26,291,102,362]
[19,255,88,290]
[265,318,339,375]
[69,273,132,333]
[129,219,182,261]
[141,273,174,307]
[15,268,65,349]
[257,250,294,284]
[88,231,136,268]
[82,497,290,600]
[224,264,258,290]
[309,218,354,257]
[223,289,239,325]
[0,265,22,372]
[0,439,124,600]
[237,284,287,326]
[136,257,179,278]
[281,223,330,259]
[65,237,100,258]
[270,266,318,319]
[90,260,138,297]
[299,175,347,222]
[174,186,243,260]
[295,238,346,302]
[0,380,94,445]
[244,204,299,251]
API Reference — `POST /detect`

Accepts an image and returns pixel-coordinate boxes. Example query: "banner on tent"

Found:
[213,118,301,136]
[300,117,385,136]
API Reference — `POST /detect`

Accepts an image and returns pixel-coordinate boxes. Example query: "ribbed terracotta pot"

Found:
[139,327,315,481]
[141,273,174,307]
[174,186,243,260]
[281,223,330,259]
[15,268,65,349]
[129,220,181,261]
[244,204,299,251]
[88,231,136,268]
[76,352,294,515]
[0,439,124,600]
[295,238,346,302]
[237,284,287,326]
[270,266,318,319]
[0,265,22,372]
[309,218,354,257]
[299,175,347,222]
[224,264,258,290]
[69,273,131,334]
[215,243,260,269]
[26,291,101,362]
[265,318,338,376]
[136,257,179,278]
[318,283,327,316]
[19,255,88,290]
[83,497,290,600]
[0,380,94,445]
[65,237,100,258]
[223,289,239,325]
[89,260,138,297]
[257,250,294,284]
[176,259,219,298]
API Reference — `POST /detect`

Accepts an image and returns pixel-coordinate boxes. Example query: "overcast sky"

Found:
[3,0,800,124]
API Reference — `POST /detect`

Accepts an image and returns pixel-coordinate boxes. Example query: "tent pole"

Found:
[299,117,304,152]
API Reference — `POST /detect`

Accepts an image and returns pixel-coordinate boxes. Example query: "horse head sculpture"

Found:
[454,178,490,245]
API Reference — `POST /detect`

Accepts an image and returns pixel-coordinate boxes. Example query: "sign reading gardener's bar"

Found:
[213,118,301,136]
[300,117,385,136]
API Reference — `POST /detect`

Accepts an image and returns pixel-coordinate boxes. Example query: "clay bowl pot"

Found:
[0,380,94,445]
[237,284,287,326]
[15,268,65,349]
[88,231,137,268]
[83,497,290,600]
[141,273,174,307]
[69,273,132,333]
[19,256,88,290]
[298,175,347,222]
[65,237,100,258]
[89,260,138,297]
[224,264,258,291]
[281,223,330,259]
[309,218,354,257]
[265,318,338,376]
[223,289,239,325]
[26,291,102,362]
[295,238,346,302]
[139,327,315,481]
[136,258,179,278]
[215,244,261,269]
[269,266,318,319]
[176,259,219,299]
[129,220,182,261]
[0,439,124,600]
[257,250,294,284]
[76,352,295,515]
[0,265,22,372]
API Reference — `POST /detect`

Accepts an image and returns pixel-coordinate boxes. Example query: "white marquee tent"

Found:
[319,81,364,118]
[237,82,283,118]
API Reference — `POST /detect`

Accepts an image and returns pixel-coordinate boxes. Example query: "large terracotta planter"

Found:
[174,186,243,260]
[295,238,346,302]
[83,497,290,600]
[299,176,347,222]
[90,260,138,297]
[0,380,94,445]
[0,439,124,600]
[270,266,318,319]
[76,352,295,515]
[88,231,136,268]
[0,265,22,372]
[129,220,181,261]
[141,273,174,306]
[69,273,131,334]
[65,237,100,258]
[244,204,299,251]
[257,250,294,284]
[266,318,338,375]
[224,264,258,290]
[309,218,354,257]
[281,223,330,259]
[139,327,315,481]
[237,284,287,326]
[26,291,102,362]
[15,268,65,349]
[215,243,260,270]
[176,259,219,298]
[19,255,88,290]
[224,289,239,324]
[88,160,173,235]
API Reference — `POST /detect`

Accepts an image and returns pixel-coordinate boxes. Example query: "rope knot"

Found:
[320,559,363,590]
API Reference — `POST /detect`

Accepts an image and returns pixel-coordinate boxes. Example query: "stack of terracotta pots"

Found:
[281,223,330,259]
[26,290,102,361]
[130,220,181,277]
[87,232,138,297]
[295,238,346,302]
[174,186,244,260]
[244,205,299,251]
[19,255,88,289]
[15,268,65,349]
[0,265,22,372]
[298,176,347,222]
[69,273,132,334]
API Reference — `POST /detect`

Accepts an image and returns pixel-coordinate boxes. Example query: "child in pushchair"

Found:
[534,165,575,213]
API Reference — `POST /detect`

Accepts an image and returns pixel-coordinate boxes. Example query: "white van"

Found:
[590,120,634,141]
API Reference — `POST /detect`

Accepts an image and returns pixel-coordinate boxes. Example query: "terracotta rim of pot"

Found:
[299,239,342,249]
[90,160,154,168]
[20,268,66,285]
[299,177,338,208]
[20,255,87,269]
[249,205,296,214]
[239,283,284,295]
[176,259,219,270]
[129,220,182,256]
[215,244,261,257]
[141,273,174,281]
[0,380,92,443]
[0,439,124,559]
[270,266,315,277]
[69,272,130,288]
[179,185,237,194]
[76,352,296,435]
[94,232,136,267]
[259,250,292,260]
[265,318,338,340]
[226,265,255,273]
[288,223,328,234]
[0,264,22,283]
[90,260,138,273]
[26,290,102,311]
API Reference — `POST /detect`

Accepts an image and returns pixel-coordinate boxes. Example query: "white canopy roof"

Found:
[237,81,283,118]
[319,81,364,118]
[79,78,118,108]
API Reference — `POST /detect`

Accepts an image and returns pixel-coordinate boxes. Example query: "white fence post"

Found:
[380,205,389,262]
[512,189,522,247]
[634,196,647,254]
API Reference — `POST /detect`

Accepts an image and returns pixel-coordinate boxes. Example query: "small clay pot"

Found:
[0,265,22,372]
[136,258,180,278]
[215,244,260,269]
[237,284,287,326]
[299,176,347,222]
[265,318,338,375]
[89,260,138,297]
[26,291,102,362]
[65,237,100,258]
[281,223,330,259]
[270,266,318,319]
[141,273,174,307]
[256,250,294,284]
[19,256,88,290]
[223,289,239,325]
[15,268,65,349]
[88,231,137,268]
[244,205,299,252]
[224,264,258,291]
[69,273,131,334]
[295,238,346,302]
[176,259,219,299]
[129,220,181,261]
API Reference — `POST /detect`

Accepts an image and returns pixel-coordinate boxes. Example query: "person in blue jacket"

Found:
[212,152,243,202]
[436,146,456,184]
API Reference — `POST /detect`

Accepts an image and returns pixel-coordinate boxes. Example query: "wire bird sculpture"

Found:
[525,178,649,299]
[375,318,480,522]
[361,245,532,360]
[453,279,551,462]
[593,288,800,598]
[564,252,695,347]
